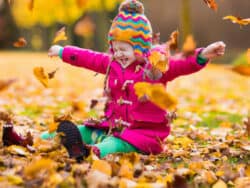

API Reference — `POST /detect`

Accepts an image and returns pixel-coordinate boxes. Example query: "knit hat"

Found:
[108,0,153,58]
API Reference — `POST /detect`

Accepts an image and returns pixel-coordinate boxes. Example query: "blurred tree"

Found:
[0,0,19,49]
[180,0,192,42]
[10,0,121,50]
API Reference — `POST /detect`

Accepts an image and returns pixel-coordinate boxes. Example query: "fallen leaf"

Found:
[53,27,68,44]
[223,16,250,26]
[13,37,27,47]
[244,117,250,136]
[0,79,16,91]
[7,145,29,156]
[212,179,227,188]
[203,0,218,11]
[92,160,112,176]
[182,35,196,56]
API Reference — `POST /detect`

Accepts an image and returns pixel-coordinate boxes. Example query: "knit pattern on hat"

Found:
[108,0,152,57]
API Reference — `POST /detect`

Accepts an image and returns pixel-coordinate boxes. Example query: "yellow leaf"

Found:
[33,67,49,87]
[7,175,23,185]
[212,179,227,188]
[148,51,169,73]
[48,122,58,133]
[134,82,151,98]
[92,160,112,176]
[182,35,196,56]
[28,0,34,11]
[173,136,194,148]
[167,30,179,51]
[149,84,177,110]
[7,145,29,156]
[118,160,133,179]
[53,27,68,44]
[246,165,250,177]
[24,158,56,178]
[232,65,250,76]
[223,16,250,26]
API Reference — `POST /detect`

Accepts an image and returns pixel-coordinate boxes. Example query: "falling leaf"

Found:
[13,37,27,47]
[167,30,179,51]
[182,35,196,56]
[223,16,250,26]
[48,68,59,79]
[28,0,34,11]
[76,0,87,8]
[92,160,112,176]
[53,27,68,44]
[33,67,49,87]
[203,0,218,11]
[54,113,73,123]
[148,51,169,73]
[0,79,16,91]
[232,65,250,76]
[134,82,177,110]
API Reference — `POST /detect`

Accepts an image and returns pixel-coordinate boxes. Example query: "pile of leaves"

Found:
[0,53,249,188]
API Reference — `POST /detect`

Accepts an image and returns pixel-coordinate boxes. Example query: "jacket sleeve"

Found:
[61,45,111,74]
[162,48,208,82]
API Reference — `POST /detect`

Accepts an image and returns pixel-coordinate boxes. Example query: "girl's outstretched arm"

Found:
[48,45,111,74]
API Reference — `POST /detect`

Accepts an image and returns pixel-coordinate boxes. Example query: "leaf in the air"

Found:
[13,37,27,47]
[0,79,16,91]
[53,27,68,44]
[167,30,179,51]
[33,67,49,87]
[203,0,218,11]
[223,16,250,26]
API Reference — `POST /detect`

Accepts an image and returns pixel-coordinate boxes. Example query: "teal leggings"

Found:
[40,125,138,158]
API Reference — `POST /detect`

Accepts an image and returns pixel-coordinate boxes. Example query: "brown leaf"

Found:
[13,37,27,47]
[244,117,250,136]
[48,68,59,79]
[28,0,34,11]
[0,111,13,123]
[54,113,73,123]
[0,79,16,91]
[203,0,218,11]
[167,30,179,51]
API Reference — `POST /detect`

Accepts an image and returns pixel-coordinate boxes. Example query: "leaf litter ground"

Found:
[0,52,250,188]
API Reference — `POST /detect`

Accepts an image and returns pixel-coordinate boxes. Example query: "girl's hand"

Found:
[48,45,63,57]
[200,41,226,59]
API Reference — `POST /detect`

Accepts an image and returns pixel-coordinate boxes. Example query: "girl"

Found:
[4,0,225,160]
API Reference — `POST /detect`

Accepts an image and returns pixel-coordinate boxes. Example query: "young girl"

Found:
[4,0,225,160]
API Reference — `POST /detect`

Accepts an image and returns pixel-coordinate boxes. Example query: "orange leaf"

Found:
[76,0,87,8]
[92,160,112,176]
[182,35,196,56]
[232,65,250,76]
[53,27,68,44]
[74,16,96,38]
[223,16,250,26]
[167,30,179,51]
[203,0,218,11]
[0,78,16,91]
[13,37,27,47]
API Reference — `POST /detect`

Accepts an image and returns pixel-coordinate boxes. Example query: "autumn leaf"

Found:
[0,78,16,91]
[134,82,177,110]
[212,179,227,188]
[92,160,112,176]
[13,37,27,47]
[232,65,250,76]
[244,117,250,136]
[53,27,68,44]
[223,16,250,26]
[247,49,250,64]
[33,67,58,87]
[6,145,29,156]
[203,0,218,11]
[167,30,179,51]
[148,51,169,73]
[76,0,87,8]
[182,35,196,56]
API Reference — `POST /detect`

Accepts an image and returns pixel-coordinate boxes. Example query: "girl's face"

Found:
[112,41,136,68]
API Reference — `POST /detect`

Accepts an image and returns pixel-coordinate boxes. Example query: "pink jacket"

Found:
[61,46,207,154]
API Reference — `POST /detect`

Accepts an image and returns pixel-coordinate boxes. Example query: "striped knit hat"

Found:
[108,0,152,58]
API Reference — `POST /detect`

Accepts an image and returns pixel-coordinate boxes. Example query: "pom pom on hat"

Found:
[108,0,152,58]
